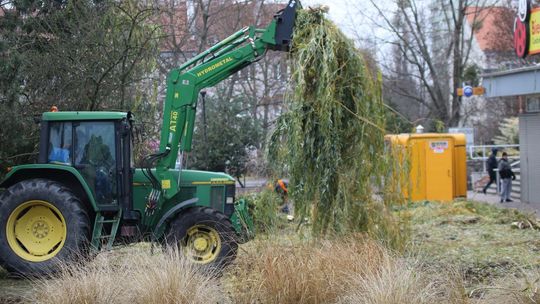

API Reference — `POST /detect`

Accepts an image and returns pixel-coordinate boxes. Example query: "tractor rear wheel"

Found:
[0,179,91,275]
[165,207,238,269]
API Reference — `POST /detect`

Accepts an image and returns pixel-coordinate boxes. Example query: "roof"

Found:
[481,64,540,97]
[42,111,128,121]
[482,64,540,77]
[465,6,514,53]
[385,133,467,146]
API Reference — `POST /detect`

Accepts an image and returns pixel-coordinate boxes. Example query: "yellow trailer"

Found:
[386,133,467,202]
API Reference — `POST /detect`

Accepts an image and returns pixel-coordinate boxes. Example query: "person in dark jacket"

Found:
[498,152,516,203]
[483,148,498,194]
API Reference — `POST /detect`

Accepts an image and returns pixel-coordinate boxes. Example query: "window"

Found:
[48,122,72,164]
[74,122,116,166]
[527,96,540,113]
[74,122,117,205]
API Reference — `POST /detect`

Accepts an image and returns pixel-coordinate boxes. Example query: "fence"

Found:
[468,144,520,172]
[472,161,521,200]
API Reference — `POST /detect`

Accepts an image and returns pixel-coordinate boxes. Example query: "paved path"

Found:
[467,190,540,215]
[238,178,267,188]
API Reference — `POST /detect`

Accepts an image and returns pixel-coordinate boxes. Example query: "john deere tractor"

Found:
[0,1,298,275]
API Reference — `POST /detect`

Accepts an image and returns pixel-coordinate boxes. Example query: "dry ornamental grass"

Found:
[229,236,469,304]
[19,205,540,304]
[28,248,225,304]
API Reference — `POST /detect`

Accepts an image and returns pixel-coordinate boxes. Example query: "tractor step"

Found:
[97,219,118,224]
[91,210,122,252]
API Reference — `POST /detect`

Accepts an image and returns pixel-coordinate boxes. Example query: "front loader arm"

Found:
[159,27,268,167]
[149,0,299,201]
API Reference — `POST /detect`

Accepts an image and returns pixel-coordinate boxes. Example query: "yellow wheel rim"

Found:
[6,200,67,262]
[183,225,221,264]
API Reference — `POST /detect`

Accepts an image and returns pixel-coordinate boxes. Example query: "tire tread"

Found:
[166,206,237,269]
[0,178,91,275]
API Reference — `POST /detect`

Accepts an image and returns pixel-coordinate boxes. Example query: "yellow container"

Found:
[385,133,467,202]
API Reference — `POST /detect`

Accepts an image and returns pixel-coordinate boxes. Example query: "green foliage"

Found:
[268,9,407,248]
[493,117,519,145]
[434,119,446,133]
[190,95,261,179]
[241,189,286,234]
[0,105,40,176]
[0,0,161,171]
[9,0,160,110]
[463,64,480,87]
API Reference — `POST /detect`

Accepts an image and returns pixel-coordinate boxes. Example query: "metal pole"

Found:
[496,170,500,194]
[482,147,486,172]
[201,91,208,170]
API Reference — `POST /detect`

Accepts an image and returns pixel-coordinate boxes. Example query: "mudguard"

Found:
[0,164,98,211]
[152,198,198,238]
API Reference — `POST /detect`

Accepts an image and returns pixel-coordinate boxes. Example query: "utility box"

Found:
[385,133,467,202]
[520,112,540,205]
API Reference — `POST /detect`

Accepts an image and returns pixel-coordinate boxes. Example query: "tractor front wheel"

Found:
[0,179,91,275]
[165,207,238,269]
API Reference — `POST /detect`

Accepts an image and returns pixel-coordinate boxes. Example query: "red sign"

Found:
[515,17,529,58]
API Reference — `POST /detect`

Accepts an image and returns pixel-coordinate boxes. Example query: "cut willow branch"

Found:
[268,8,408,248]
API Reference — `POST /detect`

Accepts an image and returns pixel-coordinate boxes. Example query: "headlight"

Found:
[226,197,234,204]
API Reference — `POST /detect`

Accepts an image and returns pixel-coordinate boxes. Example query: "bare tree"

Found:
[155,0,289,176]
[348,0,507,129]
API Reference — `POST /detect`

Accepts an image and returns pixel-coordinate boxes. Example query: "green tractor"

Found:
[0,1,298,275]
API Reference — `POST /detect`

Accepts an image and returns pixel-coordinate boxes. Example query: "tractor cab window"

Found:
[48,122,72,164]
[74,122,117,205]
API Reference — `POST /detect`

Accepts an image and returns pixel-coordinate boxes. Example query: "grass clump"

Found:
[229,236,467,304]
[31,253,127,304]
[269,8,407,246]
[29,248,224,304]
[338,257,456,304]
[229,236,386,304]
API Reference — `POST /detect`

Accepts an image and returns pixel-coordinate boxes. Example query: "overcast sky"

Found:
[301,0,352,29]
[298,0,395,60]
[300,0,357,38]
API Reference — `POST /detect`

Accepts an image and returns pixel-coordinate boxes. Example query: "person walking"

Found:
[483,148,498,194]
[498,152,516,203]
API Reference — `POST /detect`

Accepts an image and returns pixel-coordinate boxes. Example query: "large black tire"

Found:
[165,206,238,269]
[0,179,91,276]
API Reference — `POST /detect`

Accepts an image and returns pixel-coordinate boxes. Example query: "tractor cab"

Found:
[38,111,133,212]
